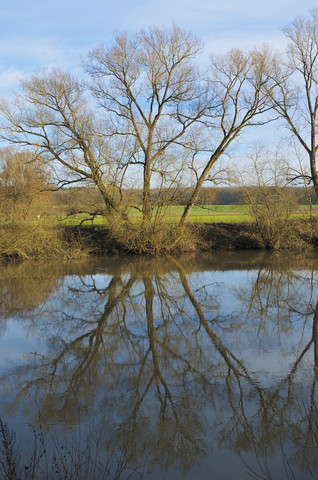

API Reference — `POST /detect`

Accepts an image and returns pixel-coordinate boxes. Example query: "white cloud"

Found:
[0,68,23,98]
[0,36,80,68]
[0,36,85,98]
[0,0,317,98]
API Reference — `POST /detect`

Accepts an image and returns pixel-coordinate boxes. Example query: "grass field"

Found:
[56,204,318,226]
[161,205,251,223]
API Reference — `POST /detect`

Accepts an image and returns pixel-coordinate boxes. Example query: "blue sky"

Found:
[0,0,317,98]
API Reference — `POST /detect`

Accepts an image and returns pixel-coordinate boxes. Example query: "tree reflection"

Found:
[232,257,318,475]
[0,253,318,477]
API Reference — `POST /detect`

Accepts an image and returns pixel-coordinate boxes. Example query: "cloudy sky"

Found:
[0,0,317,98]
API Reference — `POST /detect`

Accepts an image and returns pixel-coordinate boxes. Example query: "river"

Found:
[0,251,318,479]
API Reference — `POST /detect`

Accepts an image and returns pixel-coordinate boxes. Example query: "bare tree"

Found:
[268,9,318,198]
[85,24,209,225]
[0,69,126,218]
[179,46,277,226]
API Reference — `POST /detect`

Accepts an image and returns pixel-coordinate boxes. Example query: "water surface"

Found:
[0,251,318,479]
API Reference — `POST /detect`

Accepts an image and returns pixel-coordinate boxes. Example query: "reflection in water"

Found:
[0,252,318,479]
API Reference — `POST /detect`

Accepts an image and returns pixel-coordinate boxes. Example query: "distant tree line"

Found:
[54,185,318,213]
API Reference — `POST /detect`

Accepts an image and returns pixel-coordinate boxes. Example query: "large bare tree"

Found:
[268,9,318,198]
[179,47,277,226]
[85,24,209,225]
[0,69,125,218]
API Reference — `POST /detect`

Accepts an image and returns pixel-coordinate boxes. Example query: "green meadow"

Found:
[57,204,318,226]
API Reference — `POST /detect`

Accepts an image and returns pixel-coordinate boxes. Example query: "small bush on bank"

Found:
[252,217,318,250]
[0,223,86,260]
[105,218,198,255]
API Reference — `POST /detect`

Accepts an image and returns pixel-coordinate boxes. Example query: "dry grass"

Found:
[0,223,87,260]
[105,217,199,255]
[0,216,317,260]
[252,217,318,250]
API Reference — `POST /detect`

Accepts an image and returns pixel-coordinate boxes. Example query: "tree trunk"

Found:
[142,160,152,225]
[309,121,318,198]
[95,178,122,217]
[309,151,318,199]
[179,176,205,227]
[179,149,224,228]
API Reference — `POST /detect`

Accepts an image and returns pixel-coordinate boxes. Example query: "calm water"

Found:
[0,251,318,479]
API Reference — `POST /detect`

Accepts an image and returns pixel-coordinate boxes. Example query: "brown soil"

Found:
[188,222,263,250]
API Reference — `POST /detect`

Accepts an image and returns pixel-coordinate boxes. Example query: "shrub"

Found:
[106,217,197,255]
[0,223,86,260]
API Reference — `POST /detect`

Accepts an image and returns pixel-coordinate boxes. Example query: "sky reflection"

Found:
[0,251,317,479]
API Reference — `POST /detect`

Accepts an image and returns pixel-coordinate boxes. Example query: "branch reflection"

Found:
[0,253,318,476]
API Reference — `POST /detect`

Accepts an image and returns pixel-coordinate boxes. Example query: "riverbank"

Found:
[1,219,317,260]
[69,219,318,253]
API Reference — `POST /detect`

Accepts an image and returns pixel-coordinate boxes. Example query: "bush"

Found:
[106,217,197,255]
[0,223,86,260]
[252,217,318,250]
